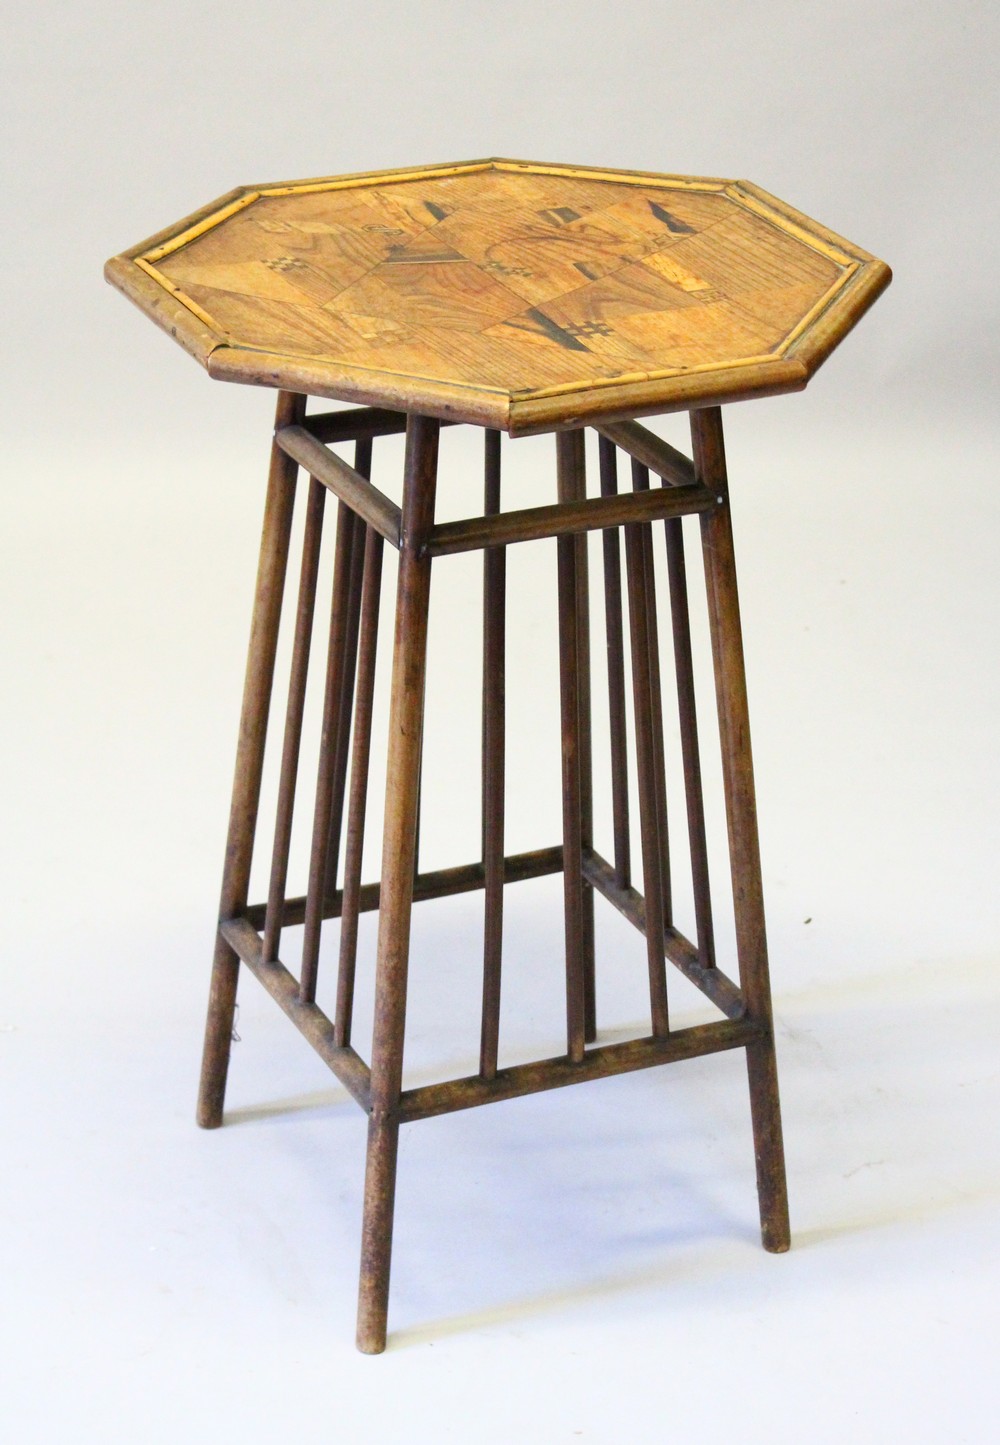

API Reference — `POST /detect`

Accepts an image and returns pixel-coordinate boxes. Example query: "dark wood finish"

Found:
[664,515,716,966]
[197,389,305,1129]
[632,461,672,926]
[323,441,371,901]
[424,480,716,555]
[581,848,743,1020]
[262,474,326,963]
[574,465,597,1044]
[692,406,790,1253]
[305,406,462,443]
[276,425,402,547]
[221,918,371,1109]
[299,501,359,1004]
[245,845,565,931]
[598,420,695,487]
[597,435,631,888]
[412,725,425,885]
[479,430,506,1080]
[193,391,797,1349]
[556,438,598,1043]
[556,429,588,1065]
[357,415,441,1354]
[335,523,385,1048]
[623,485,670,1038]
[399,1017,761,1123]
[305,406,408,442]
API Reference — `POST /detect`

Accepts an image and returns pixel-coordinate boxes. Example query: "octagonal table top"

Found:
[106,158,891,435]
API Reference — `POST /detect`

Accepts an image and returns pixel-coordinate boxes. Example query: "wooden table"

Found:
[106,158,891,1352]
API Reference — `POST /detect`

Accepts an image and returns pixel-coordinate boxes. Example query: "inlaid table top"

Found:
[106,158,891,435]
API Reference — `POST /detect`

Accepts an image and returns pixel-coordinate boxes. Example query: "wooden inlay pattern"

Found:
[107,159,891,432]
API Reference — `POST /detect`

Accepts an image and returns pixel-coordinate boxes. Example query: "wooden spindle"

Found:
[556,429,588,1063]
[624,503,670,1039]
[479,429,506,1080]
[631,460,671,929]
[262,475,326,962]
[323,438,371,900]
[664,516,715,967]
[299,502,359,1004]
[575,469,597,1044]
[597,436,631,890]
[334,523,385,1047]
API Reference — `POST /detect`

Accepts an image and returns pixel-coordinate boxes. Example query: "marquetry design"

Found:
[106,158,891,433]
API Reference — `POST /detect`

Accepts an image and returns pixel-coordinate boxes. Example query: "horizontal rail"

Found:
[303,407,462,443]
[220,917,372,1111]
[425,483,716,556]
[582,848,746,1020]
[244,844,564,932]
[304,406,410,443]
[275,425,403,547]
[597,420,697,488]
[398,1017,761,1122]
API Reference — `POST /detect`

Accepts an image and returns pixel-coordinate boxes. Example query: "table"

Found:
[106,158,891,1351]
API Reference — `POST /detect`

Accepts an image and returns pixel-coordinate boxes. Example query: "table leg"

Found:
[693,405,790,1253]
[555,429,589,1062]
[357,415,441,1354]
[197,389,305,1129]
[480,429,505,1080]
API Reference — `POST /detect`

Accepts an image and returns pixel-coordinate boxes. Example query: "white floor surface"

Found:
[2,409,998,1442]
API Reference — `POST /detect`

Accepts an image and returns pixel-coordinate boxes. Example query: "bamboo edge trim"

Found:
[109,160,891,429]
[130,159,861,295]
[127,258,867,409]
[723,183,858,267]
[142,191,262,262]
[133,258,223,334]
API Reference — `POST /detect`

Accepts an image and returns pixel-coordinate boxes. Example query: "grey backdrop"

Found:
[3,3,998,1441]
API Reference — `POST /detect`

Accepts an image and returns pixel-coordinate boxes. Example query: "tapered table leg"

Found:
[480,429,505,1080]
[693,405,790,1253]
[357,415,441,1354]
[197,390,305,1129]
[555,429,590,1062]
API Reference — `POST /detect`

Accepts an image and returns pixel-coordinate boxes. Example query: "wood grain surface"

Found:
[106,158,891,432]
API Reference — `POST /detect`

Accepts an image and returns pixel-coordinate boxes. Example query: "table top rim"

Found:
[105,158,891,435]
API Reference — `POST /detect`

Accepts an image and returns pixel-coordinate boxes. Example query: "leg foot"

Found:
[196,931,240,1128]
[694,404,790,1253]
[747,1037,791,1251]
[355,414,440,1352]
[356,1112,401,1353]
[196,389,304,1126]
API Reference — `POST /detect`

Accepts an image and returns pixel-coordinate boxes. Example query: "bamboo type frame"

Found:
[197,393,789,1355]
